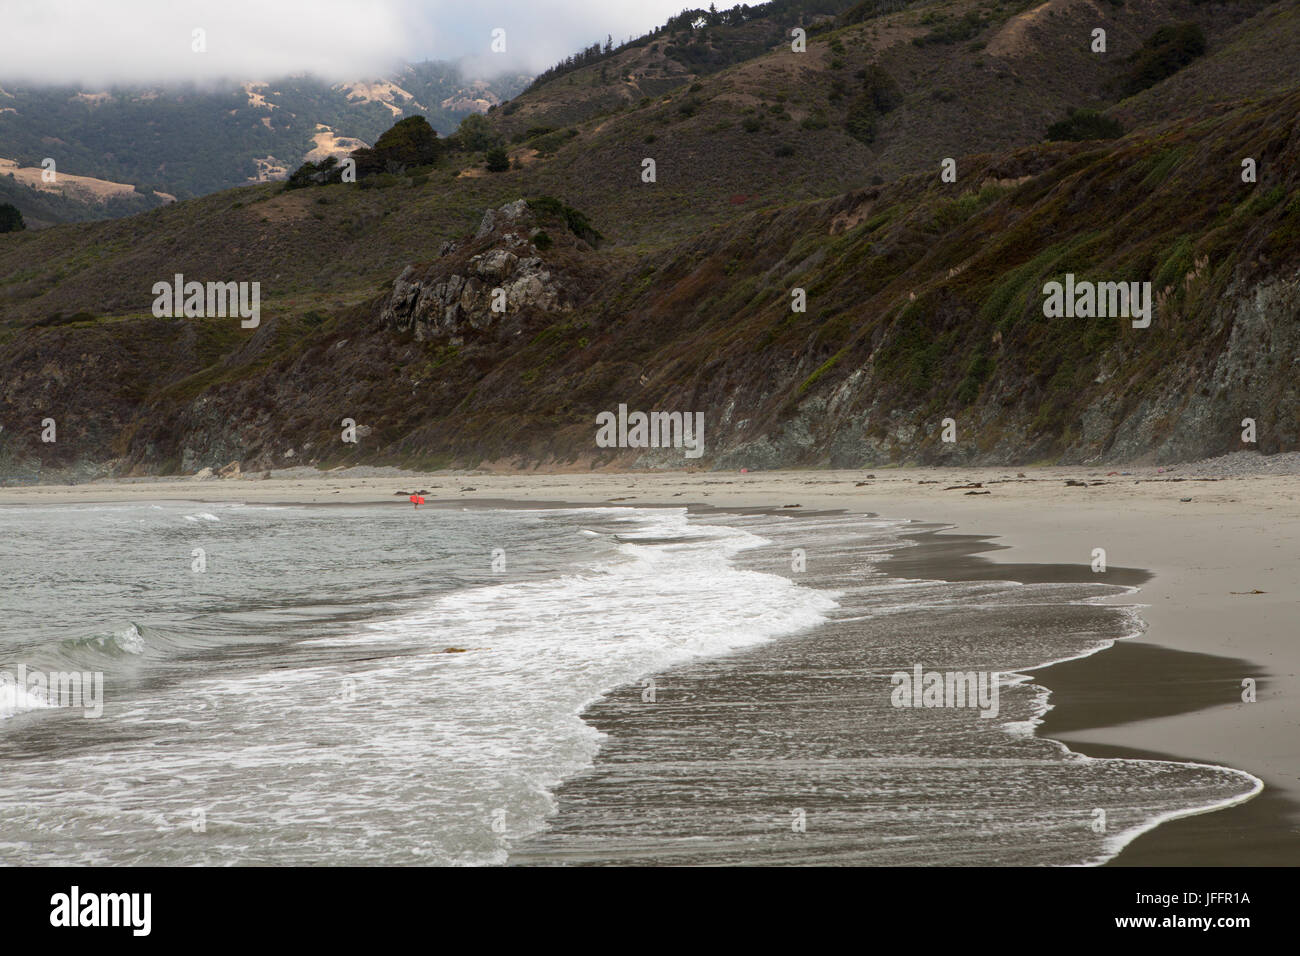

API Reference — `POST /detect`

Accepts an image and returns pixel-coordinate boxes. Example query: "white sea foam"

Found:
[0,681,53,719]
[333,508,841,856]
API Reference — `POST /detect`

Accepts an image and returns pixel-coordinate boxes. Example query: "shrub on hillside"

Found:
[0,202,25,233]
[485,147,511,172]
[529,128,578,154]
[526,196,602,248]
[447,113,501,151]
[845,95,878,144]
[913,11,987,46]
[1045,109,1125,141]
[1122,23,1207,96]
[862,64,902,113]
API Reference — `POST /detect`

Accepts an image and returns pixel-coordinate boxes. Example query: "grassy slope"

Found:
[0,0,1296,473]
[0,0,1275,322]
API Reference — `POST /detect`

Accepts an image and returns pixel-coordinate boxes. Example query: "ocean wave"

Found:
[60,622,147,658]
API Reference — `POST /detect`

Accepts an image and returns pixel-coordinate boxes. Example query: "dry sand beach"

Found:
[3,455,1296,865]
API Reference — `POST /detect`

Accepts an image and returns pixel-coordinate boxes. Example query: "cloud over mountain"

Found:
[0,0,688,85]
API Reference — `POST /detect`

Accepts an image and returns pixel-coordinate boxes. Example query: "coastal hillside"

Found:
[0,0,1296,479]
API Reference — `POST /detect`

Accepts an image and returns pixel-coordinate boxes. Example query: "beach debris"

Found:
[965,490,991,495]
[783,503,801,508]
[740,468,749,474]
[1017,473,1026,478]
[1229,589,1267,595]
[1065,479,1088,487]
[945,482,983,490]
[854,480,870,486]
[440,647,469,653]
[460,486,477,492]
[1180,497,1192,502]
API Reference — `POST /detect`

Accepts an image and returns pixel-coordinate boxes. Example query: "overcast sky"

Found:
[0,0,696,86]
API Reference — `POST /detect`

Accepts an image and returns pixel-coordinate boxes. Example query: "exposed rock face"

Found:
[381,199,573,344]
[475,199,529,238]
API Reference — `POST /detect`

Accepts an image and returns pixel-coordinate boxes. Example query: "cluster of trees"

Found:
[1122,23,1207,96]
[0,202,26,233]
[286,112,525,187]
[442,114,513,172]
[286,116,443,189]
[845,65,901,144]
[521,0,858,94]
[525,36,618,91]
[352,116,443,175]
[444,113,500,152]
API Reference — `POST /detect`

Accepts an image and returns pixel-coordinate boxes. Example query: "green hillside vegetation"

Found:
[1045,109,1125,142]
[0,0,1297,477]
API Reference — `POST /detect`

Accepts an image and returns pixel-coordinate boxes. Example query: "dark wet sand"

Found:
[1032,644,1299,866]
[888,527,1297,866]
[510,521,1288,866]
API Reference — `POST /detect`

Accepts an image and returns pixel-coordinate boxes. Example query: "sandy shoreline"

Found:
[3,465,1297,863]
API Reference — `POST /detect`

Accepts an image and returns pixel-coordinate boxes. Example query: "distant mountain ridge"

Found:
[0,63,530,223]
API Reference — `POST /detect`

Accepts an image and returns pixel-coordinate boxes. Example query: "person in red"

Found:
[409,494,425,509]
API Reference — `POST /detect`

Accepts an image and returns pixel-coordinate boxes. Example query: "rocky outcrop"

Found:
[381,199,575,344]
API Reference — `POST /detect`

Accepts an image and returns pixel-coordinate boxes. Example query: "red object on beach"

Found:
[410,495,425,508]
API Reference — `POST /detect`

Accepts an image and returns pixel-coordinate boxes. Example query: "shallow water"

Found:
[0,501,832,864]
[0,502,1258,865]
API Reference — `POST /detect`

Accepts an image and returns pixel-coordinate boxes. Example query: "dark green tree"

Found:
[485,147,511,172]
[1122,23,1207,96]
[0,202,25,233]
[286,155,343,189]
[351,116,442,177]
[448,113,500,152]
